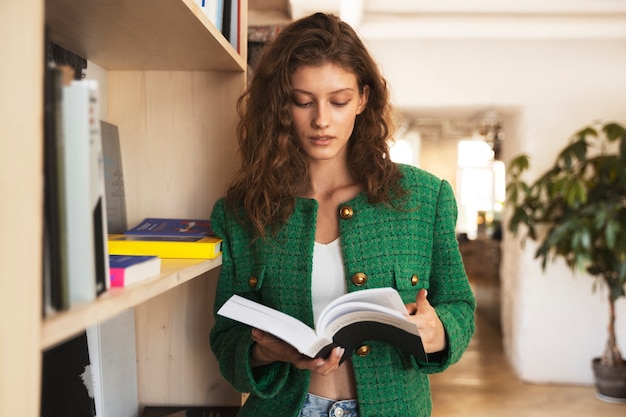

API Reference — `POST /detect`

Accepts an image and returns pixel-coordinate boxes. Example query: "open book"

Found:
[217,287,426,364]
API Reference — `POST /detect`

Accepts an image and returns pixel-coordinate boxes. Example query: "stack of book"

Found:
[108,218,222,260]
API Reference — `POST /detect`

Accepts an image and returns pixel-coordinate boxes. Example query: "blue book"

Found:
[124,218,214,238]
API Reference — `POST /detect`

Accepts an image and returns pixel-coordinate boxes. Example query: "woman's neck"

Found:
[306,160,357,199]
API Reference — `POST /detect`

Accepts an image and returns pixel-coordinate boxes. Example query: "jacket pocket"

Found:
[233,264,266,296]
[393,263,429,296]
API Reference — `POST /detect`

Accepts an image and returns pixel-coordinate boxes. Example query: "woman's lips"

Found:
[310,135,333,144]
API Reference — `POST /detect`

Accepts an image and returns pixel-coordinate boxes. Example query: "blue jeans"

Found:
[299,393,359,417]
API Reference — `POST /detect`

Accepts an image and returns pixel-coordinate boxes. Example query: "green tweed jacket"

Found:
[210,164,476,417]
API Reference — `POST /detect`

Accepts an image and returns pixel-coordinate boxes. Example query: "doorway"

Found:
[390,106,520,329]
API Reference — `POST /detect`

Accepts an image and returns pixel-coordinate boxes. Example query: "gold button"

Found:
[351,272,367,286]
[248,276,258,288]
[356,345,371,357]
[411,274,419,286]
[339,206,354,219]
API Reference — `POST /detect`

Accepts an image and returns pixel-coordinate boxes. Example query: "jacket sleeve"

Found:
[209,199,292,398]
[414,179,476,373]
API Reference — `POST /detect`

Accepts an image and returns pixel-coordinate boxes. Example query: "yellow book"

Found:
[108,234,222,259]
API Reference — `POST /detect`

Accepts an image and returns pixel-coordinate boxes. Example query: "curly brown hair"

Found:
[226,12,404,238]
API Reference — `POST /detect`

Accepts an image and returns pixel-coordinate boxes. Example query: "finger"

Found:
[293,355,325,371]
[415,289,429,313]
[251,328,262,341]
[405,302,417,315]
[251,328,270,342]
[308,347,344,375]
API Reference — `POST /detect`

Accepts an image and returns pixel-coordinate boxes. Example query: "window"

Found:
[457,140,504,239]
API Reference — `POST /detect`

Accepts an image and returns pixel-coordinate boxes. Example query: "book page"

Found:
[316,287,407,330]
[217,295,328,357]
[317,301,407,334]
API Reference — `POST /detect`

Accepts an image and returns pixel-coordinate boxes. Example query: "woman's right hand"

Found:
[250,328,344,376]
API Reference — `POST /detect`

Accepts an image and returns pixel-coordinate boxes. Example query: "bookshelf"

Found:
[41,258,223,349]
[0,0,247,415]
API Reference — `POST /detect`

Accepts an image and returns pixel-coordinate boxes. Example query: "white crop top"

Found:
[311,238,347,325]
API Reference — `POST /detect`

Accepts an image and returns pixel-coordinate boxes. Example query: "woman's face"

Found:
[290,63,368,165]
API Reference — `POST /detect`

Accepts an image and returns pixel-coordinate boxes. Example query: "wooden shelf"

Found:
[45,0,246,71]
[0,0,247,412]
[41,256,222,350]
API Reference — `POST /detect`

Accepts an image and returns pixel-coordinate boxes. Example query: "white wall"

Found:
[366,37,626,384]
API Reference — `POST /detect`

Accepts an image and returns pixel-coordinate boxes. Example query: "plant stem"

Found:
[603,291,625,366]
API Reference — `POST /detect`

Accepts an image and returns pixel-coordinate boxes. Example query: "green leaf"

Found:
[572,139,588,162]
[605,219,618,249]
[602,122,626,142]
[575,126,598,141]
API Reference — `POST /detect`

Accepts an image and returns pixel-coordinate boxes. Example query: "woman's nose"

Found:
[312,104,330,129]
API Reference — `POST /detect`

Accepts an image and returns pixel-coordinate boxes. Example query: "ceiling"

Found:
[248,0,626,39]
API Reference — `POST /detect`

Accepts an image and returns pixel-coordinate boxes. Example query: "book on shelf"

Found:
[221,0,239,52]
[61,79,102,306]
[100,120,127,234]
[109,255,162,287]
[231,0,240,52]
[108,234,222,259]
[125,218,214,237]
[194,0,223,31]
[88,84,111,297]
[87,310,140,417]
[217,287,427,364]
[41,331,97,417]
[43,62,69,315]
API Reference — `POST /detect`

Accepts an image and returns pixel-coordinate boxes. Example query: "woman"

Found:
[210,12,475,417]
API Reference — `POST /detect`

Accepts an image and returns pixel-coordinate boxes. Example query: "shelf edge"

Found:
[41,256,222,350]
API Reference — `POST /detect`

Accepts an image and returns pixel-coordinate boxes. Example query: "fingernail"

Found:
[335,347,345,358]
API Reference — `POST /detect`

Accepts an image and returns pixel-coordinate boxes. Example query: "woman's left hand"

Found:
[405,289,447,353]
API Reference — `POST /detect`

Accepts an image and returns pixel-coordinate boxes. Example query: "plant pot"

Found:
[592,358,626,403]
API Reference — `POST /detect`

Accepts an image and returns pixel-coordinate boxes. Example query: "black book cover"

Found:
[43,61,68,314]
[331,321,427,364]
[93,197,107,296]
[41,332,96,417]
[221,0,232,41]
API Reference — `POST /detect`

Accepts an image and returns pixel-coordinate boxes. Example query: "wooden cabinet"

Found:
[0,0,247,414]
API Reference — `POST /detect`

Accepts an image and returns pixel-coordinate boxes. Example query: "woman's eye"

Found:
[332,101,349,107]
[294,101,312,107]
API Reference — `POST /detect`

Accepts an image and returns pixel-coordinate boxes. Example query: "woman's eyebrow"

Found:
[292,87,355,95]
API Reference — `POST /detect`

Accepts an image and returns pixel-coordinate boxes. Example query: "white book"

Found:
[88,84,110,295]
[228,0,238,51]
[100,121,127,234]
[62,80,97,306]
[109,255,161,288]
[194,0,220,29]
[87,310,139,417]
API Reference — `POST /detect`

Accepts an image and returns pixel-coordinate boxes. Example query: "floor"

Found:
[429,312,626,416]
[428,256,626,416]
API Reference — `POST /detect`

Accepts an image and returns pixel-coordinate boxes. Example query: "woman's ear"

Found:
[356,85,370,115]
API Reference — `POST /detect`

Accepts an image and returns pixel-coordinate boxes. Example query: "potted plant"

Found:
[506,121,626,402]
